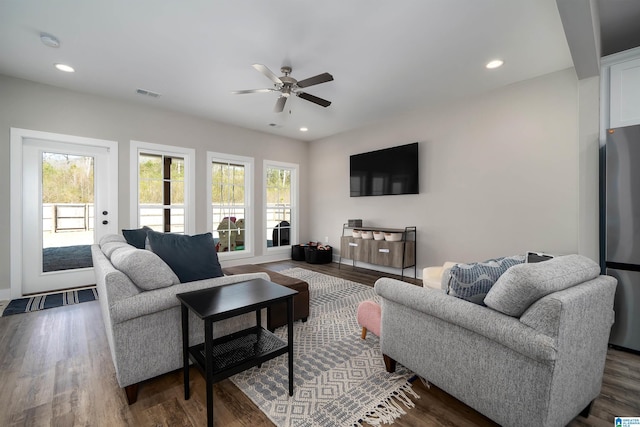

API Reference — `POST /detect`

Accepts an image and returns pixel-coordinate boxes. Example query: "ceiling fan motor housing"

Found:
[233,63,333,112]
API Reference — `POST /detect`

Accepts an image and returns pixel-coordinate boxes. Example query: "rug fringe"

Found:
[357,381,420,426]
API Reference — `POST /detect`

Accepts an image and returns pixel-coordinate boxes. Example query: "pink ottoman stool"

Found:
[357,300,381,339]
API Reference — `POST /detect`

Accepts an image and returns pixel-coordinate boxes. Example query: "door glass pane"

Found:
[42,152,95,272]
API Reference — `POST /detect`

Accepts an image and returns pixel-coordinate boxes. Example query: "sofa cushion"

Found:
[147,231,223,283]
[484,254,600,317]
[446,255,524,305]
[101,241,132,258]
[110,246,180,291]
[99,233,126,246]
[122,226,152,249]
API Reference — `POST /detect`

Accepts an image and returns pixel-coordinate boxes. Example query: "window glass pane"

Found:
[266,165,293,248]
[140,154,162,180]
[170,181,184,204]
[140,180,163,204]
[138,150,189,234]
[169,208,184,233]
[170,157,184,181]
[232,165,244,185]
[211,159,248,253]
[140,207,163,230]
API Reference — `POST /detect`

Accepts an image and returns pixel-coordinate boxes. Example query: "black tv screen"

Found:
[350,142,419,197]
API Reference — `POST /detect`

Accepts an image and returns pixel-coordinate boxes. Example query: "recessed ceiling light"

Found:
[54,63,75,73]
[299,127,308,132]
[486,59,504,69]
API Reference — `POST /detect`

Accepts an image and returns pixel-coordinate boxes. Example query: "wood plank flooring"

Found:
[0,260,638,426]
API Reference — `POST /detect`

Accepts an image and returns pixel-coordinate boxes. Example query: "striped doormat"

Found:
[1,288,98,317]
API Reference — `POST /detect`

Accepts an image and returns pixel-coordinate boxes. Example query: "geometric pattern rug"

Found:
[231,268,418,426]
[2,287,98,317]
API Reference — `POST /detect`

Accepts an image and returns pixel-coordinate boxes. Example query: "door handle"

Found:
[102,220,108,225]
[102,211,108,215]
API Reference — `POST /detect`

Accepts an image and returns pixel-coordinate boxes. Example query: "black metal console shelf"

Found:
[339,224,417,280]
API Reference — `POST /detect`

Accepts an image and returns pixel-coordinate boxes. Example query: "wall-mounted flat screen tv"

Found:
[350,142,419,197]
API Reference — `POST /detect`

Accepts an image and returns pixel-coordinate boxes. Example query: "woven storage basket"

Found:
[304,247,333,264]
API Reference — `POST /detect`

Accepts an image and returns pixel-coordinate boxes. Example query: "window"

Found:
[264,161,298,249]
[130,141,195,234]
[208,152,253,257]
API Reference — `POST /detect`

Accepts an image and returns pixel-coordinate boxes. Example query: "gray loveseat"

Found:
[374,254,617,427]
[91,234,269,404]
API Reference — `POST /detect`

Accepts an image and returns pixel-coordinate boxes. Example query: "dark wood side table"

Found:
[177,278,297,427]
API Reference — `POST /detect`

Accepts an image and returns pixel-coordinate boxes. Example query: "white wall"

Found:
[0,74,309,296]
[578,75,600,262]
[309,69,584,273]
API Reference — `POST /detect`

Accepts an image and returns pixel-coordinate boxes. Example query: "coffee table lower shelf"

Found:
[188,326,288,382]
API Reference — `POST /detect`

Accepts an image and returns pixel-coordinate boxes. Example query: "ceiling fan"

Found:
[232,64,333,113]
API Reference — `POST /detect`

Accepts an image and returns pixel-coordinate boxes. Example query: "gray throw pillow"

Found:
[446,255,524,305]
[110,246,180,291]
[484,254,600,317]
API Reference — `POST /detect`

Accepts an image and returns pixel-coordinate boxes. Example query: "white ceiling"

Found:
[0,1,594,142]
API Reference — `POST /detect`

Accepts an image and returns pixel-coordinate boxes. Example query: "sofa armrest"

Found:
[374,277,557,361]
[110,272,270,324]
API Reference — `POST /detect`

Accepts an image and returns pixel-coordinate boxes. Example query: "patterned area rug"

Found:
[231,268,418,426]
[2,288,98,316]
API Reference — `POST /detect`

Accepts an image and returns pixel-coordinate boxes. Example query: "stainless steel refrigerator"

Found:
[605,124,640,352]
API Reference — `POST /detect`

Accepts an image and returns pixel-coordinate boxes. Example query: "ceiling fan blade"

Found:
[231,88,275,94]
[296,72,334,88]
[253,64,283,85]
[297,92,331,108]
[274,96,287,113]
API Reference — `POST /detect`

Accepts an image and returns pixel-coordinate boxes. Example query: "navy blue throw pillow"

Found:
[122,226,152,249]
[147,231,223,283]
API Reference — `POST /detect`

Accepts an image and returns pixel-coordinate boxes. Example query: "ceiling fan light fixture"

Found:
[234,64,333,112]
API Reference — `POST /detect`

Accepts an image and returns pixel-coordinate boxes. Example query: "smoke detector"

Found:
[40,33,60,48]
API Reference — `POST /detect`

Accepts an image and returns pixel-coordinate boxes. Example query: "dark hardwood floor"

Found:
[0,260,638,426]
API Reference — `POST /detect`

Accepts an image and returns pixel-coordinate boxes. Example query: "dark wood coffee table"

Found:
[177,278,298,427]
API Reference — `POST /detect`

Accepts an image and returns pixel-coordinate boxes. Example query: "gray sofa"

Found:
[91,234,269,404]
[374,254,617,427]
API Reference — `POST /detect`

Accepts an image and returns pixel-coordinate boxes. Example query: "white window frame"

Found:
[207,152,254,260]
[264,160,298,253]
[129,141,195,234]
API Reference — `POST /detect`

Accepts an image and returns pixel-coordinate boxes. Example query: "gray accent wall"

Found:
[309,69,590,270]
[0,74,310,296]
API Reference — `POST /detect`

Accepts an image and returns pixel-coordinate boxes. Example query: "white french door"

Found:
[11,129,118,297]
